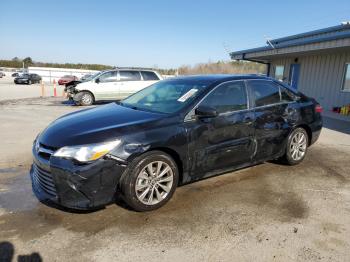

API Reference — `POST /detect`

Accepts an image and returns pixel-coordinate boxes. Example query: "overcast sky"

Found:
[1,0,350,68]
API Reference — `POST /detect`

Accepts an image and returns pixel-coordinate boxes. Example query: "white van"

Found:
[72,69,162,105]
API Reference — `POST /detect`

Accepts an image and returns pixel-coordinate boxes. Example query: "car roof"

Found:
[165,74,271,83]
[105,68,158,72]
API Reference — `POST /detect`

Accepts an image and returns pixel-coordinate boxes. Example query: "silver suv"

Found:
[72,68,162,106]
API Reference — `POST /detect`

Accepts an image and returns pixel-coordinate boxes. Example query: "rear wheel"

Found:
[282,127,309,165]
[121,151,179,212]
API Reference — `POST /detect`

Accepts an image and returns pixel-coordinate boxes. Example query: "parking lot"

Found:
[0,80,350,261]
[0,75,65,101]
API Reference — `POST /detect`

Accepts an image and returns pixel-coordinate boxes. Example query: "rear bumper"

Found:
[309,117,323,145]
[30,146,127,210]
[310,129,321,145]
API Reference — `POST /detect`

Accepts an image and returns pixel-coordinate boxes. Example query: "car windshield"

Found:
[121,79,212,114]
[84,72,100,82]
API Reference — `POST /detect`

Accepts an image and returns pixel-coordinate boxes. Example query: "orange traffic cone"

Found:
[53,79,57,97]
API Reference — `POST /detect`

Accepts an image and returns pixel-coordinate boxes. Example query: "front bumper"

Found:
[30,146,127,210]
[14,79,28,84]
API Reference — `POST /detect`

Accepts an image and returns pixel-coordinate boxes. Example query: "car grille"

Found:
[38,143,58,160]
[32,164,57,197]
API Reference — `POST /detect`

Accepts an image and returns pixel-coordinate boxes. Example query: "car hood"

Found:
[39,103,166,148]
[75,81,91,89]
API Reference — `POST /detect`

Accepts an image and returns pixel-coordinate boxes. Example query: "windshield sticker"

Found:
[177,89,198,102]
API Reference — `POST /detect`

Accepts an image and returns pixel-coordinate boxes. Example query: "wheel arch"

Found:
[145,147,184,185]
[295,124,312,146]
[75,90,95,103]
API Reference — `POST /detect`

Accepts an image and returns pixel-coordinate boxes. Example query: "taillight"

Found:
[315,104,323,113]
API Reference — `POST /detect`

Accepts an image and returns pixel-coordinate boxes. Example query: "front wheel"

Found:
[28,80,32,85]
[121,151,179,212]
[282,127,309,165]
[76,91,94,106]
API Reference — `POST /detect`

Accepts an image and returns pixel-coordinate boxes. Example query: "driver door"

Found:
[93,71,119,100]
[185,81,255,179]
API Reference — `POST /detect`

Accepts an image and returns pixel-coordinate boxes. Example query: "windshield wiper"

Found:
[117,101,139,110]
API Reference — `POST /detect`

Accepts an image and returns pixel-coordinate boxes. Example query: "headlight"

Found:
[53,140,121,162]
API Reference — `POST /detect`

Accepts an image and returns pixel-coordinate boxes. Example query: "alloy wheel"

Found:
[81,93,92,105]
[290,131,307,161]
[135,161,174,205]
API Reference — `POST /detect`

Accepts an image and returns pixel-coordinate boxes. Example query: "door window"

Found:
[280,87,295,102]
[141,71,159,80]
[119,71,141,81]
[199,81,247,114]
[98,71,118,83]
[248,80,281,107]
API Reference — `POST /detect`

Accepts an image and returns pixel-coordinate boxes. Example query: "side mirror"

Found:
[95,78,100,83]
[195,106,218,118]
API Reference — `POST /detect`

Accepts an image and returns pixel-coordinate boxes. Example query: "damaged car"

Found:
[30,75,322,211]
[66,68,162,106]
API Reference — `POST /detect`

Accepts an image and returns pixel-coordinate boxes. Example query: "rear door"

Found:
[246,79,295,161]
[141,71,160,86]
[186,81,255,177]
[118,70,143,99]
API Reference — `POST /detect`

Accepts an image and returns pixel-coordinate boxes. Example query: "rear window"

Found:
[119,71,141,81]
[141,71,159,81]
[280,87,295,102]
[248,80,281,107]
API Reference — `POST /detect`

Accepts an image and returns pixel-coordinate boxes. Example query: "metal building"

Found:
[230,23,350,116]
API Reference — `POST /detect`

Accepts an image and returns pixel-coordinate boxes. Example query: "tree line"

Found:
[178,60,266,75]
[0,57,114,71]
[0,57,266,75]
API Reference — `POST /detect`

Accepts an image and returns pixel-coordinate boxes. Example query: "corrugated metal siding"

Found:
[270,51,350,110]
[269,58,294,80]
[244,38,350,59]
[272,28,350,46]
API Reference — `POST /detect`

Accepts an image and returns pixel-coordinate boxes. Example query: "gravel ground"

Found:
[0,97,349,262]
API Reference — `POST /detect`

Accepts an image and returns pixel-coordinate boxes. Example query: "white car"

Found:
[72,69,162,105]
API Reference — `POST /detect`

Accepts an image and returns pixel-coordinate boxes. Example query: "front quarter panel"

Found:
[108,117,189,183]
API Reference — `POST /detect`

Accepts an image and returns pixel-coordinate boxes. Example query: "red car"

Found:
[58,75,78,85]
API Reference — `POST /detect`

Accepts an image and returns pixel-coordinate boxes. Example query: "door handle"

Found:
[283,108,294,117]
[243,117,253,125]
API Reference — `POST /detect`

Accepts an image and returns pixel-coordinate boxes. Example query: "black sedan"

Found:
[30,75,322,211]
[14,73,41,85]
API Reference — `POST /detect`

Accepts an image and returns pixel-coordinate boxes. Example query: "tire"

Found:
[28,80,32,85]
[78,91,94,106]
[121,151,179,212]
[281,127,309,165]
